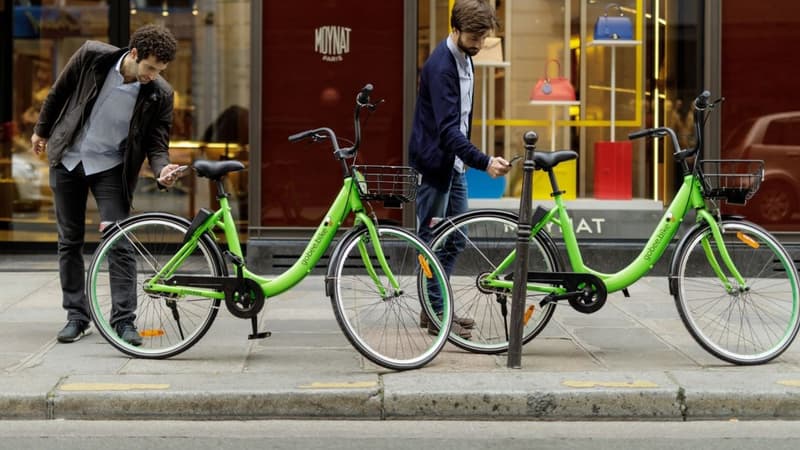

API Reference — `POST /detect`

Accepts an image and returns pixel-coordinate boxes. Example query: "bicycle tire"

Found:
[425,210,560,354]
[672,219,800,365]
[329,225,453,370]
[86,213,225,359]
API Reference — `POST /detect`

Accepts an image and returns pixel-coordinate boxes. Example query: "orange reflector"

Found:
[736,232,759,249]
[139,329,165,337]
[523,304,535,325]
[418,255,433,279]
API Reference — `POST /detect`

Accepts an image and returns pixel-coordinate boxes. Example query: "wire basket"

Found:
[699,159,764,205]
[352,165,421,207]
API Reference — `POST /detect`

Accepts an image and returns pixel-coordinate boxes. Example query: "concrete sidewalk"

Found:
[2,254,800,421]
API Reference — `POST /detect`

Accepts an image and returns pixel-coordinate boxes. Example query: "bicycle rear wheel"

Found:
[673,219,800,364]
[426,210,560,354]
[330,225,452,370]
[87,213,224,359]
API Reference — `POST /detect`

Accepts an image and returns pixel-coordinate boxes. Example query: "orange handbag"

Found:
[530,59,576,101]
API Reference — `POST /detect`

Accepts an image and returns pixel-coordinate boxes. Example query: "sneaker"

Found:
[115,321,143,346]
[419,310,475,329]
[426,314,472,339]
[57,320,92,343]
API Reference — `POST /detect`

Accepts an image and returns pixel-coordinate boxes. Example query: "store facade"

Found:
[1,1,799,262]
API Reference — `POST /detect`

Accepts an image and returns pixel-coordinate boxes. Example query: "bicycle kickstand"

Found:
[249,316,271,340]
[223,251,272,340]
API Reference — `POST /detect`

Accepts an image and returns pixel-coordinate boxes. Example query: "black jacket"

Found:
[34,40,174,204]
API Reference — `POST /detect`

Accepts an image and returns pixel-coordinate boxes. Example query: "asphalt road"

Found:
[0,420,798,450]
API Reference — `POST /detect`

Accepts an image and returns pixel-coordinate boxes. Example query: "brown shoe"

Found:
[419,310,474,329]
[425,314,472,339]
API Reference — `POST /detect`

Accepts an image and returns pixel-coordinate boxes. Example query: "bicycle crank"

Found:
[530,272,608,314]
[224,278,266,318]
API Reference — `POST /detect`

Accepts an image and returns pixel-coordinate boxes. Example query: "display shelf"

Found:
[587,40,641,140]
[473,60,510,152]
[528,100,580,150]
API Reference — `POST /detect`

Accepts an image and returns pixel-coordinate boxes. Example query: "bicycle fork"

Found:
[355,217,403,299]
[697,211,748,294]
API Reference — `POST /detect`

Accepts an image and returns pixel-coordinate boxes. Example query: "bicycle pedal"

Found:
[248,331,272,340]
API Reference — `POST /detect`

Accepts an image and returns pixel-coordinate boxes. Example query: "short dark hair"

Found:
[129,24,177,63]
[450,0,497,34]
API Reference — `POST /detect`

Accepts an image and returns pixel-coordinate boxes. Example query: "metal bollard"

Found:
[507,131,538,368]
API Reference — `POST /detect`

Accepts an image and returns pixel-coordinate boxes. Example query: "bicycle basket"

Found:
[699,159,764,205]
[352,165,421,207]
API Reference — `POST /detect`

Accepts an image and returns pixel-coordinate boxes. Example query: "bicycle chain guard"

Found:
[224,278,265,318]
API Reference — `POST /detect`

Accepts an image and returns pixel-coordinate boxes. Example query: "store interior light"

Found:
[192,1,199,16]
[162,0,169,17]
[130,1,137,15]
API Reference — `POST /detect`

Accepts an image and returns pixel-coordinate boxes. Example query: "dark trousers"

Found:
[50,162,136,326]
[415,169,468,312]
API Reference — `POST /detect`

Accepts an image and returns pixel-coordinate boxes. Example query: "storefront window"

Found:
[3,0,108,242]
[416,0,702,207]
[129,0,251,232]
[1,0,251,244]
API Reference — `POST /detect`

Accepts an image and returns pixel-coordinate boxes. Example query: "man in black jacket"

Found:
[31,24,182,345]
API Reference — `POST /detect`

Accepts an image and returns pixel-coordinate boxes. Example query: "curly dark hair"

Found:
[129,24,177,63]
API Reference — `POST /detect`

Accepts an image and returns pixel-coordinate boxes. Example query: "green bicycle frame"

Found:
[143,172,400,299]
[485,172,745,295]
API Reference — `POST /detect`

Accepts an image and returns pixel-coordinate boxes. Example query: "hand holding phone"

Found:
[172,165,189,177]
[159,165,189,186]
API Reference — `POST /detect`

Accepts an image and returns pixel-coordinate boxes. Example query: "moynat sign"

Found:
[314,25,352,62]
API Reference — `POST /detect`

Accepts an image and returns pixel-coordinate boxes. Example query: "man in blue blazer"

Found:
[410,0,510,339]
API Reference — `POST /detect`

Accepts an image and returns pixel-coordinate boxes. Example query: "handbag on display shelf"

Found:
[471,36,504,64]
[529,59,576,101]
[593,3,634,40]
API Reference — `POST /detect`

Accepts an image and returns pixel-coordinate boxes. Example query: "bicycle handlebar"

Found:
[628,128,653,140]
[628,90,724,167]
[288,83,380,163]
[287,129,318,143]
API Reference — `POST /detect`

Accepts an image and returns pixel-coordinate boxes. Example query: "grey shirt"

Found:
[62,52,140,175]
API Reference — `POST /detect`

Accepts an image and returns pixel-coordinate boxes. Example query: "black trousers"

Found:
[50,162,136,326]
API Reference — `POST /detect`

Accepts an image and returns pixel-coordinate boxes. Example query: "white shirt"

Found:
[446,36,473,174]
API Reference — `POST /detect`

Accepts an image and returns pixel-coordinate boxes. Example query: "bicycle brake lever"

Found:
[367,98,386,111]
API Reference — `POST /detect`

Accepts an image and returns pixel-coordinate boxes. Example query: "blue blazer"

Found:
[409,39,490,191]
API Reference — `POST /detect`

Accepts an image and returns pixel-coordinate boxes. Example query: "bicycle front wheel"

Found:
[673,219,800,365]
[330,225,453,371]
[87,213,225,359]
[426,210,560,354]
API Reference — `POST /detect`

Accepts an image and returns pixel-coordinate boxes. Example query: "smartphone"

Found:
[173,165,190,175]
[168,165,190,179]
[162,165,189,183]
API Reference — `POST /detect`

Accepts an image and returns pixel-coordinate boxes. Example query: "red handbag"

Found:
[530,59,576,101]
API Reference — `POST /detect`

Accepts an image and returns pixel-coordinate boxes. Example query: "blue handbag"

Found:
[594,3,633,40]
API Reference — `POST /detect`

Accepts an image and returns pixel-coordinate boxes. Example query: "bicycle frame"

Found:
[482,171,745,296]
[142,172,399,300]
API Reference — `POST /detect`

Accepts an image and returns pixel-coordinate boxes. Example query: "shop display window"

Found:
[1,0,251,243]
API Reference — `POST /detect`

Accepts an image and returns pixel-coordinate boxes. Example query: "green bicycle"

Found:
[427,91,800,365]
[86,84,454,371]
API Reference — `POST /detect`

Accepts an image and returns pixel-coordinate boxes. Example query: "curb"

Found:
[4,371,800,421]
